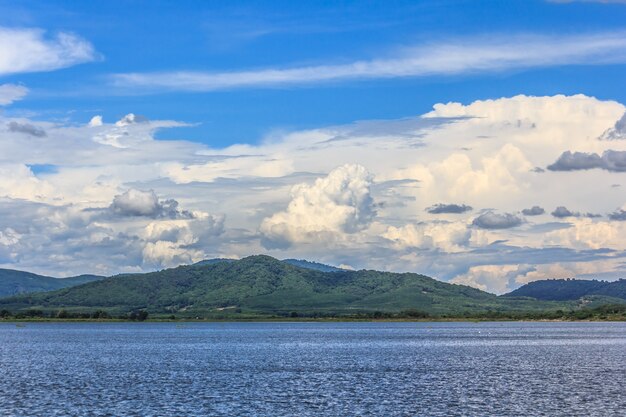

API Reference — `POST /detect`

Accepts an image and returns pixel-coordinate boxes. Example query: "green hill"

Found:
[503,278,626,301]
[195,257,344,272]
[0,255,570,318]
[281,259,344,272]
[0,268,103,298]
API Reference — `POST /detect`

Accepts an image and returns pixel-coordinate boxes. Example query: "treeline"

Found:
[260,305,626,321]
[0,308,149,321]
[1,305,625,321]
[438,304,626,320]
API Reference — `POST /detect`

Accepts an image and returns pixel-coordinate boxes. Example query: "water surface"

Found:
[1,322,624,416]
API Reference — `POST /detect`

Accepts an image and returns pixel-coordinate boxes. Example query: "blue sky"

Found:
[2,0,626,145]
[2,0,626,293]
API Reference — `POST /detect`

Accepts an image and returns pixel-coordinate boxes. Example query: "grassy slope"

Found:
[0,269,103,298]
[0,255,571,316]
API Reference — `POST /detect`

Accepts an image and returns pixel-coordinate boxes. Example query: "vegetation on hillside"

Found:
[0,255,576,318]
[2,256,625,321]
[0,269,103,298]
[504,278,626,301]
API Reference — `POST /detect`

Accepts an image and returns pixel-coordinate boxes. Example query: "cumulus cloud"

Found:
[521,206,545,216]
[543,218,626,250]
[110,189,193,219]
[88,116,103,127]
[112,31,626,92]
[547,150,626,172]
[426,203,472,214]
[7,121,46,137]
[0,84,28,105]
[0,94,626,292]
[608,208,626,220]
[260,164,375,248]
[0,164,53,200]
[141,216,224,268]
[383,221,471,252]
[600,112,626,140]
[472,212,523,229]
[451,264,531,294]
[115,113,148,126]
[551,206,601,218]
[547,151,602,171]
[551,206,577,218]
[0,27,96,76]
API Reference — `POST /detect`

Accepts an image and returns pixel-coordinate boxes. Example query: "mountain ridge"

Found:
[0,268,104,298]
[0,255,560,317]
[503,278,626,301]
[3,256,624,318]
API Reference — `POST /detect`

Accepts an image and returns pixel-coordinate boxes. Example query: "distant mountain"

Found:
[281,259,344,272]
[195,257,343,272]
[193,258,236,266]
[0,269,104,298]
[504,279,626,301]
[0,255,565,317]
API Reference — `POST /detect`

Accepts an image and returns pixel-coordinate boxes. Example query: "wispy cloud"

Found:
[111,32,626,92]
[0,84,27,105]
[0,27,96,76]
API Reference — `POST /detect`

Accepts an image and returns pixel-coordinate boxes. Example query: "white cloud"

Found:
[141,217,224,268]
[109,189,190,219]
[0,84,28,105]
[142,240,204,268]
[452,264,529,294]
[0,27,96,76]
[112,32,626,91]
[88,115,103,127]
[0,164,54,200]
[543,218,626,250]
[260,164,375,248]
[1,94,626,292]
[383,221,470,252]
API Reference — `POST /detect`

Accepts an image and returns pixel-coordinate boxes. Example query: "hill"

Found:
[0,269,103,298]
[195,257,343,272]
[281,259,344,272]
[503,279,626,301]
[0,255,568,318]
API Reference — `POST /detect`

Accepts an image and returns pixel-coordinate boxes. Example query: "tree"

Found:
[128,310,148,321]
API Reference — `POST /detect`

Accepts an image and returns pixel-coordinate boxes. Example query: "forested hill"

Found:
[503,279,626,301]
[194,257,344,272]
[0,269,103,298]
[0,255,562,317]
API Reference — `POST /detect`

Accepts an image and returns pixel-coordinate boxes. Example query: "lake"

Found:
[0,322,624,416]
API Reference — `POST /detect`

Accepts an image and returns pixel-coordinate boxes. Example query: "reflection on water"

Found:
[0,322,625,416]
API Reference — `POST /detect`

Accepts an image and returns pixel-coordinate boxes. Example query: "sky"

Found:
[1,0,626,293]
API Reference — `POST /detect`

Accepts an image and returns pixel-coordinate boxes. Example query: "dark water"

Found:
[0,322,625,416]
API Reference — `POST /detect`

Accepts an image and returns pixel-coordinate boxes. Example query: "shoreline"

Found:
[3,317,625,323]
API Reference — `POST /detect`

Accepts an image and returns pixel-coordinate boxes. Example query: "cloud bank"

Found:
[1,95,626,294]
